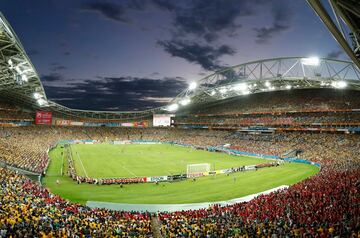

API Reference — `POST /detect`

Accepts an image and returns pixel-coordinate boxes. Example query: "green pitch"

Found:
[43,144,319,204]
[70,143,268,178]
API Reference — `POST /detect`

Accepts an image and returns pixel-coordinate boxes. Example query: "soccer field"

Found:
[43,144,319,204]
[70,143,268,178]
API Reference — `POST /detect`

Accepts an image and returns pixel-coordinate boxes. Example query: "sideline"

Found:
[86,185,289,212]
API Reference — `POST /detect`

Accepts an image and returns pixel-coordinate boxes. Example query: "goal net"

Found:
[187,163,210,178]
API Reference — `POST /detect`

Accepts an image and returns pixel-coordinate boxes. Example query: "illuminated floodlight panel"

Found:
[301,57,320,66]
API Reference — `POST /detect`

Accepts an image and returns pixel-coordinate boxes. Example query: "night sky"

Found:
[0,0,349,111]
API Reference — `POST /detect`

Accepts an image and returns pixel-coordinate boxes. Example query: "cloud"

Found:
[254,4,292,44]
[80,1,129,23]
[326,49,344,59]
[41,73,64,82]
[158,39,236,71]
[171,0,249,42]
[43,76,187,111]
[50,63,67,72]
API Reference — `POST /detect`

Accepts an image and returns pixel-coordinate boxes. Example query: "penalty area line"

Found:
[75,150,89,178]
[120,163,137,177]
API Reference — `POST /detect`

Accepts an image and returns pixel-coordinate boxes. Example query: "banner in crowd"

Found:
[35,111,52,125]
[55,119,71,126]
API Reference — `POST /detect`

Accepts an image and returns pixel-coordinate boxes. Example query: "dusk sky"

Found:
[0,0,349,111]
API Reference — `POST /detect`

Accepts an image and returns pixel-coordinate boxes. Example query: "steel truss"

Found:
[172,57,360,106]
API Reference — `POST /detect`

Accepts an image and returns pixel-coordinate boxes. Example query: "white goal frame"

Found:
[187,163,210,178]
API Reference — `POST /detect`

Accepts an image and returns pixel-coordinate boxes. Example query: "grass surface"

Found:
[70,144,268,178]
[43,144,319,204]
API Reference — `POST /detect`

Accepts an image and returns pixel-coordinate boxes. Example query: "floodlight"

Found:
[7,59,13,66]
[33,92,42,99]
[167,103,179,112]
[301,57,320,66]
[233,82,248,91]
[37,98,47,106]
[210,90,216,96]
[188,82,197,90]
[265,81,271,87]
[219,88,227,93]
[179,98,191,106]
[332,81,347,89]
[242,90,250,95]
[21,74,28,82]
[285,85,292,90]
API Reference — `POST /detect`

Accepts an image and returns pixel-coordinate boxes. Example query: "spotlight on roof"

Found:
[167,103,179,112]
[21,74,28,82]
[179,98,191,106]
[33,92,42,99]
[285,85,292,90]
[301,57,320,66]
[37,98,47,106]
[332,81,347,89]
[188,82,197,90]
[219,88,227,94]
[233,82,248,91]
[265,81,271,87]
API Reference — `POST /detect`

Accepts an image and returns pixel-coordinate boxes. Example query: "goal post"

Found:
[187,163,210,178]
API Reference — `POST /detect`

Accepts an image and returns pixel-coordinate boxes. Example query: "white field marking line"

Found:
[60,153,64,176]
[120,163,137,177]
[76,150,89,178]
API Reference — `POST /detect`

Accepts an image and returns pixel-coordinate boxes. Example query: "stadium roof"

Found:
[171,56,360,109]
[1,12,360,118]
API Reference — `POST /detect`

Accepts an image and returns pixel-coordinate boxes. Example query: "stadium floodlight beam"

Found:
[37,98,47,106]
[167,103,179,112]
[332,80,347,89]
[188,82,197,90]
[265,81,271,87]
[33,92,42,99]
[301,57,320,66]
[219,88,227,93]
[233,82,248,91]
[179,98,191,106]
[21,74,28,82]
[285,85,292,90]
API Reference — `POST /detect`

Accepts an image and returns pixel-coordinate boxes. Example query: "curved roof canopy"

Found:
[170,57,360,111]
[1,13,360,118]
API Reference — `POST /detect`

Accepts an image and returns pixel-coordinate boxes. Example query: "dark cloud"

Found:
[43,76,187,111]
[50,63,67,72]
[326,49,344,59]
[171,0,249,42]
[254,4,292,44]
[150,0,179,12]
[64,51,71,56]
[41,73,64,82]
[80,1,129,23]
[158,39,236,71]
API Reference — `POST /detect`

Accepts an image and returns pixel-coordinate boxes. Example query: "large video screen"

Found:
[153,114,174,127]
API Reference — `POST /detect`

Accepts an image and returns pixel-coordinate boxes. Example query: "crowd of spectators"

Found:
[0,167,152,237]
[0,126,359,237]
[191,89,360,115]
[158,131,360,237]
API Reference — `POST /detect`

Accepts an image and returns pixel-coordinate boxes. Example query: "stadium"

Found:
[0,1,360,237]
